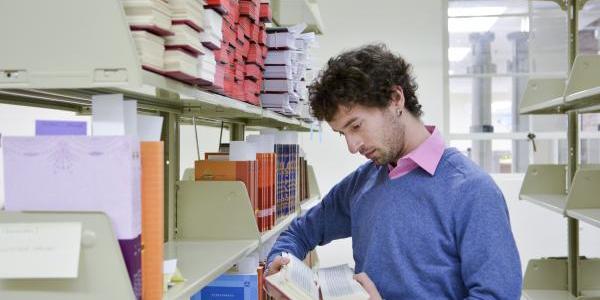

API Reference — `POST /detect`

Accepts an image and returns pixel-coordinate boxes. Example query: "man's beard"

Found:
[372,112,405,165]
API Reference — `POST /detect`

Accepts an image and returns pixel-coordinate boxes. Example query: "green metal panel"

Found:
[175,181,260,241]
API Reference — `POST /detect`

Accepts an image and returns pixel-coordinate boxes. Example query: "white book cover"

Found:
[2,136,142,240]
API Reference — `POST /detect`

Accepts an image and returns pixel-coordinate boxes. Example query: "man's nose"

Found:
[345,135,362,154]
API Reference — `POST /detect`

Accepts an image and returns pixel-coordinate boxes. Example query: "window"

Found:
[446,0,600,173]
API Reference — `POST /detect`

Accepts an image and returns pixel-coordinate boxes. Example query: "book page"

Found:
[283,252,320,300]
[317,265,369,300]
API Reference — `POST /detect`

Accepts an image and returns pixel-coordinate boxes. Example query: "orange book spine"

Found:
[141,142,164,300]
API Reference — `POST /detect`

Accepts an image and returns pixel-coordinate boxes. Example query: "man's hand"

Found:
[264,256,291,300]
[353,272,383,300]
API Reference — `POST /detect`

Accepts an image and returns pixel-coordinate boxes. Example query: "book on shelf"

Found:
[247,134,277,232]
[266,252,369,300]
[140,142,164,300]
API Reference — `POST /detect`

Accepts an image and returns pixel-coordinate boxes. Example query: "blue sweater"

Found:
[267,148,522,299]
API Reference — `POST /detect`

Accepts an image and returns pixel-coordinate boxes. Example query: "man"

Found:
[266,44,522,299]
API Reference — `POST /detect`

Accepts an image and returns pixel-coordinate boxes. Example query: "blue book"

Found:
[193,273,258,300]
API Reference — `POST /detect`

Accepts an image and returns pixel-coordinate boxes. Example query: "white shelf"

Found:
[519,165,568,215]
[260,213,297,243]
[567,209,600,229]
[300,195,321,216]
[523,290,577,300]
[522,194,568,214]
[163,240,259,300]
[564,55,600,106]
[519,78,566,114]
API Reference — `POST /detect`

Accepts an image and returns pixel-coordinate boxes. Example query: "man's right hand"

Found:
[264,256,291,300]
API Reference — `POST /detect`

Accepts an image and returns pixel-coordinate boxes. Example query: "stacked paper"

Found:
[165,24,208,56]
[132,31,166,73]
[164,49,200,82]
[261,24,317,121]
[200,8,224,50]
[169,0,204,32]
[123,0,173,36]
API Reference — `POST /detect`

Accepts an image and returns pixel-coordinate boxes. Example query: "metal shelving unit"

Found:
[0,0,323,299]
[518,1,600,297]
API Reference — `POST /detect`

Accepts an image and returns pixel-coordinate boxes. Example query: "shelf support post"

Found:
[567,0,580,296]
[230,123,245,141]
[162,111,180,241]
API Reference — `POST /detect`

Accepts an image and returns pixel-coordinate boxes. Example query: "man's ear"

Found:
[391,86,405,110]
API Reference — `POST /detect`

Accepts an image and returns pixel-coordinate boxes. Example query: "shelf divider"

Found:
[519,164,568,214]
[565,168,600,229]
[522,258,600,300]
[519,78,566,114]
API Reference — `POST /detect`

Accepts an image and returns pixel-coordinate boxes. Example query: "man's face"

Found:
[329,104,405,166]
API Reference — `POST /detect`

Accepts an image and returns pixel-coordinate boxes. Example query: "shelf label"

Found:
[0,222,82,278]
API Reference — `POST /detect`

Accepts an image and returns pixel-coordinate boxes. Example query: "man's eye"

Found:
[352,123,361,130]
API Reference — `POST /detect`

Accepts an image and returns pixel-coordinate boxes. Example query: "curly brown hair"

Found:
[308,43,422,122]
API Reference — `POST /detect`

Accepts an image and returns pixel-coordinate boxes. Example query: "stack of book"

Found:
[163,0,214,84]
[204,0,271,106]
[261,24,317,122]
[123,0,174,74]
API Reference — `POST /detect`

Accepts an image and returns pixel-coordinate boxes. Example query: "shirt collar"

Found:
[388,125,445,176]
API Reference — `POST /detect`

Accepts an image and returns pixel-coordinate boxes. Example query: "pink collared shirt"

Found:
[388,126,445,179]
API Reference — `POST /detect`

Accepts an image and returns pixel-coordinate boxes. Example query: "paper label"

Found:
[0,222,82,278]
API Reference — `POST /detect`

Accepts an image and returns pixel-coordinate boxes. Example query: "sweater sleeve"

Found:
[454,174,522,300]
[266,168,358,268]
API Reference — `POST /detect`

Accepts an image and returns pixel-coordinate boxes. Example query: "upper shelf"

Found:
[519,78,566,114]
[520,55,600,115]
[0,0,313,131]
[271,0,324,34]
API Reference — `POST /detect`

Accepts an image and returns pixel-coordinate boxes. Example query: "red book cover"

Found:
[259,2,272,23]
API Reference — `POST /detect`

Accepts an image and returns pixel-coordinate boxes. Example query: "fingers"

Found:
[266,256,290,276]
[353,272,382,300]
[353,272,376,289]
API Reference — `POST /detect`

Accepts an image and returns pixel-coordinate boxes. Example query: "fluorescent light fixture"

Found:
[448,6,507,17]
[448,17,500,33]
[448,47,471,62]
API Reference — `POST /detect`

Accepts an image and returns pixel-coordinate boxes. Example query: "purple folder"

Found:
[35,120,87,136]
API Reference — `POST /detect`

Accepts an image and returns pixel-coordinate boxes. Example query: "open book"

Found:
[265,253,369,300]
